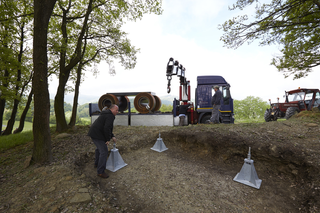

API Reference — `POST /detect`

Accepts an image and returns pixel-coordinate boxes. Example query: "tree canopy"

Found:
[47,0,162,132]
[233,96,269,120]
[219,0,320,79]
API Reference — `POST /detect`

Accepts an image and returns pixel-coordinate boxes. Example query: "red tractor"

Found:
[264,88,320,122]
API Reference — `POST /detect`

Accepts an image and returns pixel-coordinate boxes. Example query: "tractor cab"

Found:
[265,88,320,122]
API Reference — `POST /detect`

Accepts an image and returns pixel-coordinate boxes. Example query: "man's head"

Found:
[214,85,219,91]
[109,104,119,116]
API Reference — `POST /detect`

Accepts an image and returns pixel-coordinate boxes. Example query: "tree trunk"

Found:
[54,74,69,132]
[54,0,93,133]
[14,88,33,134]
[0,69,9,134]
[2,23,24,135]
[32,0,56,164]
[69,63,83,127]
[0,98,5,134]
[2,99,19,135]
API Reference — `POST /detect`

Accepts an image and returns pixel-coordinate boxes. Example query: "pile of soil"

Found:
[0,116,320,212]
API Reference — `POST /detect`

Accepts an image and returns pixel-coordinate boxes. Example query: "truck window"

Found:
[211,86,230,105]
[222,86,230,105]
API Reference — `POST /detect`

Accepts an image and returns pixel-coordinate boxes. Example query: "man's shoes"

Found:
[97,173,109,178]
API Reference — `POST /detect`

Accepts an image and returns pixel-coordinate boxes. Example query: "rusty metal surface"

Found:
[98,94,119,110]
[153,95,162,112]
[134,92,156,114]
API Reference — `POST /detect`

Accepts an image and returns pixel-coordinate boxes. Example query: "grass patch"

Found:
[235,118,265,123]
[234,117,287,124]
[0,130,33,152]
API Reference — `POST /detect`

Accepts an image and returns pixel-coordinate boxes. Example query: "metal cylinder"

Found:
[117,96,130,112]
[134,92,155,114]
[153,95,162,112]
[98,94,119,110]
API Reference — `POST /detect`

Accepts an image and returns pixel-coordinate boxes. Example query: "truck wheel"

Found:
[200,114,211,124]
[285,107,300,120]
[264,109,272,122]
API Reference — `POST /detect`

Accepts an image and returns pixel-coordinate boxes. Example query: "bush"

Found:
[49,115,56,124]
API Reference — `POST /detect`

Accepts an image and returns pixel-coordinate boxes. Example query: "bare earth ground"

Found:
[0,115,320,213]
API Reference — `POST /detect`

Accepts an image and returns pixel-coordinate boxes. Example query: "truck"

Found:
[166,57,234,125]
[264,88,320,122]
[89,57,235,126]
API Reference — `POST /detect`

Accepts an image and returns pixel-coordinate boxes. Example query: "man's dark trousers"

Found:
[92,138,109,174]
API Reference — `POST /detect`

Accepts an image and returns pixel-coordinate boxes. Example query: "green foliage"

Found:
[159,104,173,112]
[0,130,33,152]
[219,0,320,79]
[48,0,162,78]
[77,103,89,117]
[234,96,269,120]
[49,115,56,124]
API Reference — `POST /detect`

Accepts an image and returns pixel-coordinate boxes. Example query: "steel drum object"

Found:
[98,94,119,110]
[153,95,162,112]
[233,147,262,189]
[134,92,156,113]
[117,96,130,112]
[97,92,162,114]
[106,143,127,172]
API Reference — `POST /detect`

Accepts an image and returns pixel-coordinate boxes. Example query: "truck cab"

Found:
[195,76,234,124]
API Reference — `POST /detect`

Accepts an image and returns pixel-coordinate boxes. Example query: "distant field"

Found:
[2,120,33,132]
[2,120,55,132]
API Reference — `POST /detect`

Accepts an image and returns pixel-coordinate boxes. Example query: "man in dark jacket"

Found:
[210,85,222,124]
[88,104,119,178]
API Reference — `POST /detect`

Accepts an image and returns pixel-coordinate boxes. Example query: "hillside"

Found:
[0,115,319,212]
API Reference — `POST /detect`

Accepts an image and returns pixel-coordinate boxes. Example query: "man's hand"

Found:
[105,141,110,145]
[112,137,117,143]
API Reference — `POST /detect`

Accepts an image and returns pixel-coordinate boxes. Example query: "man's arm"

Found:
[103,115,114,142]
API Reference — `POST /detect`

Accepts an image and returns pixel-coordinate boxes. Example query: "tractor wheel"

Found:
[285,107,300,120]
[264,109,272,122]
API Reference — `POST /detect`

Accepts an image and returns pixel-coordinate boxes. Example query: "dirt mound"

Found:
[0,119,320,212]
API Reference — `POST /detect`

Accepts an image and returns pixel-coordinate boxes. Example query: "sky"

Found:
[49,0,320,105]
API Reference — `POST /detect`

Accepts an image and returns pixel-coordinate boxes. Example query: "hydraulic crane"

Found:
[166,57,191,103]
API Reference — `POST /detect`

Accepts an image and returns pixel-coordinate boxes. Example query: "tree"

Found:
[0,0,34,135]
[14,88,33,134]
[233,96,269,120]
[219,0,320,79]
[32,0,57,163]
[0,0,20,133]
[49,0,162,132]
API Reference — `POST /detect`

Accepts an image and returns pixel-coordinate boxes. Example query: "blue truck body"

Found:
[195,75,234,124]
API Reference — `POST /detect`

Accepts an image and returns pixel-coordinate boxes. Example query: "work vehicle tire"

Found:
[98,94,119,110]
[153,95,162,112]
[200,114,211,124]
[264,109,272,122]
[134,92,156,114]
[285,107,300,120]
